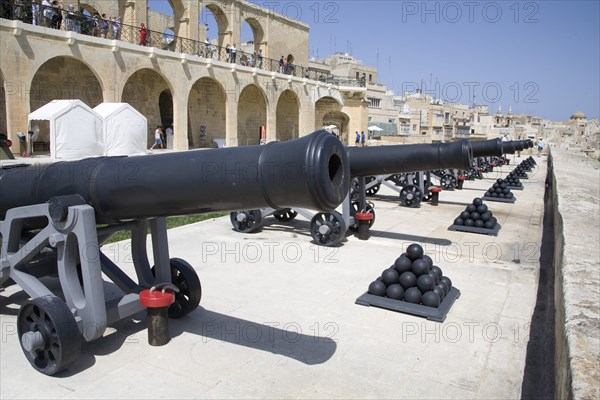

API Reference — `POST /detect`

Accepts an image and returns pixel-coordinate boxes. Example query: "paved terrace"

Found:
[0,150,598,399]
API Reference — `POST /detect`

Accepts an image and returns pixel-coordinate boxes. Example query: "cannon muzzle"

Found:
[346,140,472,177]
[0,130,349,223]
[471,139,504,158]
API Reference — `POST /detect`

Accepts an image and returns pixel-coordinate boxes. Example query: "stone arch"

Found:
[315,96,349,143]
[0,70,6,137]
[79,3,101,17]
[163,0,186,37]
[187,77,227,148]
[200,2,230,48]
[121,68,174,146]
[276,89,300,141]
[237,84,267,146]
[29,56,103,113]
[241,17,265,53]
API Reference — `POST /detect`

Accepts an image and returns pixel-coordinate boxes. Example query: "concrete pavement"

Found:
[1,156,548,399]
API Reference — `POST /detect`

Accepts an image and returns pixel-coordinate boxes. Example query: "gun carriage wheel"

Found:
[365,176,380,196]
[310,211,347,247]
[230,210,262,233]
[440,174,457,190]
[152,258,201,318]
[273,208,298,222]
[17,296,81,376]
[399,185,423,207]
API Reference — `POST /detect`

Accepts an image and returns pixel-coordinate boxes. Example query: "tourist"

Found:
[100,13,109,38]
[139,22,147,46]
[41,0,51,27]
[65,4,76,32]
[230,43,237,63]
[537,138,544,156]
[150,126,163,150]
[257,48,263,68]
[361,131,366,146]
[225,44,230,62]
[31,0,41,25]
[355,131,360,146]
[49,1,62,30]
[112,16,121,40]
[279,56,284,73]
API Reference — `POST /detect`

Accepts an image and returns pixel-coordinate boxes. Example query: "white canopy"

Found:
[28,100,103,159]
[94,103,148,156]
[368,126,384,131]
[322,124,338,131]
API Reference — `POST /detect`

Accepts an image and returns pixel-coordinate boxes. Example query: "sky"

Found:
[149,0,600,122]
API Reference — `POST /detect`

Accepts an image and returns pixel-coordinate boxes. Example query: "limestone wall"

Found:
[549,149,600,400]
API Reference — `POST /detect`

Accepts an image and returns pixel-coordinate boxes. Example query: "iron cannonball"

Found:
[496,178,503,184]
[491,192,498,197]
[404,287,422,304]
[464,218,475,227]
[431,266,443,280]
[432,286,445,302]
[499,193,505,198]
[493,183,500,189]
[394,254,413,274]
[495,187,502,193]
[485,191,493,197]
[474,219,485,228]
[385,284,404,300]
[437,281,449,295]
[455,217,464,226]
[473,198,483,206]
[381,268,400,286]
[368,280,387,296]
[490,217,497,225]
[506,192,514,199]
[484,220,496,229]
[476,204,488,214]
[422,255,434,270]
[481,211,492,222]
[466,204,477,213]
[500,183,507,189]
[470,212,481,221]
[440,276,452,290]
[503,187,510,194]
[427,270,439,284]
[406,243,424,261]
[417,274,435,292]
[399,271,418,289]
[411,259,430,276]
[460,211,471,220]
[422,291,441,308]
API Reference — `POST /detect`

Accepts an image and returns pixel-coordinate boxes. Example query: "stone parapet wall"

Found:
[550,149,600,400]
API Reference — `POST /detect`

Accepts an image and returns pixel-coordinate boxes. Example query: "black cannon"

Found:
[230,139,473,246]
[0,130,349,375]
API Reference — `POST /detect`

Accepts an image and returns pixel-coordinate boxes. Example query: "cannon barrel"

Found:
[346,140,472,177]
[0,131,349,223]
[471,139,504,157]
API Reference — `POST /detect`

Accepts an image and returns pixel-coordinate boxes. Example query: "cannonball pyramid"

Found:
[448,197,501,235]
[511,165,529,179]
[355,243,461,322]
[482,179,517,202]
[502,174,523,189]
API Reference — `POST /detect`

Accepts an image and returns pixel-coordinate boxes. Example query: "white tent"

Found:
[28,100,103,159]
[368,126,384,132]
[94,103,148,156]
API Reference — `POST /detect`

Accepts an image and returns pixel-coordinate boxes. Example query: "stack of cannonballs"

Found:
[367,243,453,308]
[483,179,515,200]
[520,157,535,171]
[511,164,528,179]
[453,197,498,229]
[502,174,523,189]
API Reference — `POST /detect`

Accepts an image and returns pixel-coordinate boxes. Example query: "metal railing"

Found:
[1,1,365,87]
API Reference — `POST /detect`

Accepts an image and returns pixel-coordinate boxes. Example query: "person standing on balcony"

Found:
[32,0,40,25]
[65,4,75,31]
[230,43,237,63]
[112,16,121,40]
[257,48,263,68]
[139,22,147,46]
[100,13,109,38]
[49,1,62,29]
[279,56,284,73]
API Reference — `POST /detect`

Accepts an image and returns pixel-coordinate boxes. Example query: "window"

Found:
[356,72,359,79]
[367,97,381,108]
[369,74,372,82]
[412,124,417,131]
[388,118,396,123]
